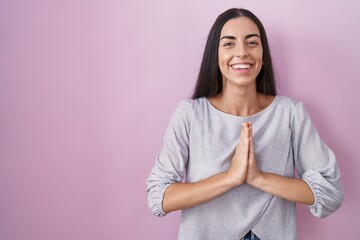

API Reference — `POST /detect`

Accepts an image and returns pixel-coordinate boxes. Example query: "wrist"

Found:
[247,170,264,188]
[225,171,243,188]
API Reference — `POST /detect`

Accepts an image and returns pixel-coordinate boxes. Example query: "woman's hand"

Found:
[245,122,262,185]
[227,121,262,187]
[227,122,251,187]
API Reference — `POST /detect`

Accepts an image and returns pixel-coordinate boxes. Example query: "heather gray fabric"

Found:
[146,96,343,240]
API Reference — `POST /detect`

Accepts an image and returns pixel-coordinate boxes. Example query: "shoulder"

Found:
[175,97,207,114]
[274,96,313,128]
[170,98,205,124]
[166,98,208,135]
[270,95,311,124]
[274,95,307,113]
[275,95,301,107]
[170,97,209,125]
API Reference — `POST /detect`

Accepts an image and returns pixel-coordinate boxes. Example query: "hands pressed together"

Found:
[227,122,261,187]
[162,122,315,214]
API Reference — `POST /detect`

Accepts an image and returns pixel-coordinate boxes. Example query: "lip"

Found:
[230,62,253,73]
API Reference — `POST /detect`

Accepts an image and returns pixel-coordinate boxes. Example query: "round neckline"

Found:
[205,95,279,120]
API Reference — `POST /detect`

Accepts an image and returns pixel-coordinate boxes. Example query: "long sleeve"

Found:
[146,101,192,217]
[291,101,344,218]
[146,96,344,239]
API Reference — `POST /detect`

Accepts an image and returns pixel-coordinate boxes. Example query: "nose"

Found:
[234,44,248,58]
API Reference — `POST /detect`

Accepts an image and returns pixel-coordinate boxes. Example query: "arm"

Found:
[163,122,251,213]
[163,172,234,213]
[147,103,250,216]
[245,123,315,205]
[290,102,343,217]
[247,100,344,218]
[249,173,314,205]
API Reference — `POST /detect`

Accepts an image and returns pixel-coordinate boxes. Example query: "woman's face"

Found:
[218,17,263,90]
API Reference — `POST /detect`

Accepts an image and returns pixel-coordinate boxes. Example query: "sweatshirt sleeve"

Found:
[146,100,192,217]
[291,101,344,218]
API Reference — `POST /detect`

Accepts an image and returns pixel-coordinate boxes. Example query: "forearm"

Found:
[162,172,236,213]
[249,172,315,205]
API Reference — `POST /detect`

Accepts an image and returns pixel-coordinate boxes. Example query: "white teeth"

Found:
[232,64,251,69]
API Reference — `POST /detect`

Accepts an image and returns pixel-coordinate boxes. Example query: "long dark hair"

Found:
[192,8,276,99]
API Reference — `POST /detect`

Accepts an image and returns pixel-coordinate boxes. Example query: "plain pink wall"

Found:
[1,0,359,239]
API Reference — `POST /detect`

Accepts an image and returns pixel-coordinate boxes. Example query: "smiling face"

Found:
[218,17,263,90]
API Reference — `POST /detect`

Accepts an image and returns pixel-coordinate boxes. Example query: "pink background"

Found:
[1,0,359,239]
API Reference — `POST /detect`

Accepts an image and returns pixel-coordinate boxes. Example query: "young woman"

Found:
[146,8,343,240]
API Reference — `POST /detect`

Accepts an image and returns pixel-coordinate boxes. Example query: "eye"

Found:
[247,40,260,47]
[223,42,234,47]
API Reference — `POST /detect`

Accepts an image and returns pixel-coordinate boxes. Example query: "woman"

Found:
[146,8,343,240]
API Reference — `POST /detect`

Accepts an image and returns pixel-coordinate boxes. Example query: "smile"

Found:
[231,63,252,71]
[231,63,252,69]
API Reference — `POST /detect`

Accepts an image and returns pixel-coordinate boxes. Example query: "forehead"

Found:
[220,17,260,37]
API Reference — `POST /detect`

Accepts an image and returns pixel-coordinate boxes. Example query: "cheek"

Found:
[218,51,232,65]
[250,50,263,65]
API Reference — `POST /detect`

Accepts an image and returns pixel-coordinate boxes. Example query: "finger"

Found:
[246,122,251,139]
[237,139,249,162]
[237,122,247,150]
[241,123,250,154]
[240,136,250,160]
[248,122,252,139]
[239,122,247,141]
[249,135,255,166]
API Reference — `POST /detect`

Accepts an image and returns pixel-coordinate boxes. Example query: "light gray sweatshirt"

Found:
[146,96,343,240]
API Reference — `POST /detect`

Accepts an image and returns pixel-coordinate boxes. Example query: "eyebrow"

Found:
[220,33,260,40]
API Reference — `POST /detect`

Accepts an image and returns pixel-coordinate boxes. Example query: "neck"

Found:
[209,83,272,117]
[221,90,260,117]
